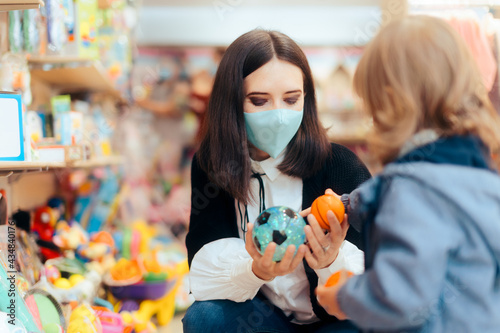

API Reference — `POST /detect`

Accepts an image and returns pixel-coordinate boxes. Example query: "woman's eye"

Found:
[285,98,298,105]
[250,98,267,106]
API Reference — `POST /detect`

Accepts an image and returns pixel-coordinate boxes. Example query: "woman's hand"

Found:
[245,223,307,281]
[300,189,349,269]
[316,270,350,319]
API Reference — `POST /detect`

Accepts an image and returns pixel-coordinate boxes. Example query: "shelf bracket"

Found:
[1,167,50,184]
[0,171,14,179]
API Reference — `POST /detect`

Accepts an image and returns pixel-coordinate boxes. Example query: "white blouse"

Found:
[189,153,364,324]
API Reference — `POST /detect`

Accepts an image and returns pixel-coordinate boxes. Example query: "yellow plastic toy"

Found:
[134,259,189,327]
[69,274,85,286]
[54,278,72,289]
[68,304,103,333]
[132,221,156,255]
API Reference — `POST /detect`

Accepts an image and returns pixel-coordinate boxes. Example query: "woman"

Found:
[183,29,371,333]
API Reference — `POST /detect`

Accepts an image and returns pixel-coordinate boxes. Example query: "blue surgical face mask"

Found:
[244,108,303,159]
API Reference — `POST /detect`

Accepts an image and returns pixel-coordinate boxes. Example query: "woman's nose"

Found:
[270,98,284,110]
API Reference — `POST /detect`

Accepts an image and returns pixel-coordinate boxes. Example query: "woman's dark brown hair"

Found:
[197,29,330,204]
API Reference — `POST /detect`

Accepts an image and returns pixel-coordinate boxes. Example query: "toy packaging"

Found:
[0,91,25,161]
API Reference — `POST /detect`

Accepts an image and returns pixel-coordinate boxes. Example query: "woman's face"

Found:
[243,57,304,114]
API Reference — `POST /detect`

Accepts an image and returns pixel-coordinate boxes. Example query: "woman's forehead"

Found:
[243,58,303,94]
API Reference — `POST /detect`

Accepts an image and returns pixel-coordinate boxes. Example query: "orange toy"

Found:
[110,258,142,282]
[311,194,345,230]
[325,270,354,287]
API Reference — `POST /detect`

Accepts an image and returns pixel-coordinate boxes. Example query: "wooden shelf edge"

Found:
[0,0,44,11]
[0,156,124,173]
[29,58,127,103]
[28,55,94,64]
[68,155,125,168]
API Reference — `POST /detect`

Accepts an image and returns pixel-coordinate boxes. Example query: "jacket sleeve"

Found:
[186,154,238,267]
[189,238,267,302]
[337,177,460,331]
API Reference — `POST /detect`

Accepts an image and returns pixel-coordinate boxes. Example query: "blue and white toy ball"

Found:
[252,206,306,262]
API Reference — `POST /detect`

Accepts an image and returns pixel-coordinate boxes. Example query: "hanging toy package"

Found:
[23,9,41,55]
[46,0,68,55]
[8,10,23,54]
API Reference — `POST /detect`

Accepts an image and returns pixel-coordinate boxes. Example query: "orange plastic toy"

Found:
[110,258,143,282]
[311,194,345,230]
[325,270,354,287]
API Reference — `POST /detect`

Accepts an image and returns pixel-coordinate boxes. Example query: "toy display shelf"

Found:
[28,56,125,102]
[0,156,124,175]
[0,0,43,11]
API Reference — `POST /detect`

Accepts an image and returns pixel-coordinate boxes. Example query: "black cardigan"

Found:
[186,143,371,321]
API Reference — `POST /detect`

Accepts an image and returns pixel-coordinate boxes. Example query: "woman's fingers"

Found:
[304,224,324,255]
[308,213,329,241]
[325,188,336,196]
[299,207,311,217]
[290,244,307,268]
[260,242,277,269]
[304,246,319,267]
[276,245,296,272]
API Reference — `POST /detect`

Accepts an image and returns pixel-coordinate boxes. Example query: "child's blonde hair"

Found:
[354,15,500,165]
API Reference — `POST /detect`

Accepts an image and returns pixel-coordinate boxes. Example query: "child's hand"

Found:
[316,270,351,319]
[245,223,307,281]
[304,210,349,269]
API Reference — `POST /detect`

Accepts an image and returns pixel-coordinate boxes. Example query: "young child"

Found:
[316,15,500,332]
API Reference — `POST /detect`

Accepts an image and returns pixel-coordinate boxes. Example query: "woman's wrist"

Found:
[319,250,339,269]
[251,260,275,281]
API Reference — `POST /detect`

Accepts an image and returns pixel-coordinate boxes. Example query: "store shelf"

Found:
[68,155,125,168]
[0,161,65,173]
[0,0,43,11]
[29,56,125,101]
[28,55,94,64]
[0,156,124,174]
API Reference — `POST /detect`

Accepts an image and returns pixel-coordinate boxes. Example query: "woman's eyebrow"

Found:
[284,90,302,94]
[246,90,302,97]
[246,92,269,97]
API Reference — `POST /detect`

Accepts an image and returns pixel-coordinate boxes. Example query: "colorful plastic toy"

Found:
[68,304,103,333]
[69,274,85,286]
[54,277,72,289]
[42,323,64,333]
[0,260,41,332]
[32,207,57,240]
[311,194,345,230]
[92,307,124,333]
[252,206,306,262]
[45,265,61,284]
[53,221,89,250]
[143,249,168,282]
[24,289,65,332]
[107,258,143,285]
[32,206,60,260]
[325,270,354,287]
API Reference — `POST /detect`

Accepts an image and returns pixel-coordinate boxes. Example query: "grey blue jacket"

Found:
[340,136,500,332]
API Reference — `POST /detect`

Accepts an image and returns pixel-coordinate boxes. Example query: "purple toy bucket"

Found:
[109,279,176,300]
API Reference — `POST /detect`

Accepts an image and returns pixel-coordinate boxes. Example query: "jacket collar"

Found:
[395,134,492,170]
